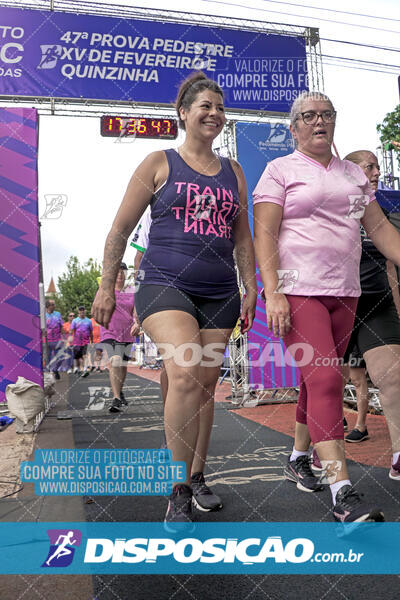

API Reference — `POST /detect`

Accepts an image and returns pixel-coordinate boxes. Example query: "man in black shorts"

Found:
[69,306,93,375]
[343,150,400,480]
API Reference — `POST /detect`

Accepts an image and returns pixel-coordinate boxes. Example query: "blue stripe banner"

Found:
[0,522,398,574]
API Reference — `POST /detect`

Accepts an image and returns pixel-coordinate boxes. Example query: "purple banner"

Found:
[0,107,42,402]
[247,276,299,390]
[0,6,307,112]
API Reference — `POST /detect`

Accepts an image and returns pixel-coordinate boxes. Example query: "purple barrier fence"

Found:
[0,108,42,403]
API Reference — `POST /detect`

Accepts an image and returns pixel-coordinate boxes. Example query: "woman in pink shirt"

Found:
[254,91,400,523]
[100,262,140,411]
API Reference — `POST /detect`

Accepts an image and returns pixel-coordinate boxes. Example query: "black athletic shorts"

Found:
[344,292,400,364]
[73,345,87,360]
[100,339,133,363]
[135,284,241,330]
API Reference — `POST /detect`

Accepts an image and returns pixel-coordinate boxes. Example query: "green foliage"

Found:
[377,105,400,168]
[55,256,101,319]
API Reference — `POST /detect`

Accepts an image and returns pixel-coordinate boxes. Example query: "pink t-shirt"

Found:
[100,290,134,343]
[253,150,376,297]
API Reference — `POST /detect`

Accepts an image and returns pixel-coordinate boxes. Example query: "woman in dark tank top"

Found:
[93,72,256,531]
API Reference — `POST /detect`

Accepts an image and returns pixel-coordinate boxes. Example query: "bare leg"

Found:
[191,328,232,475]
[143,310,203,486]
[294,422,311,452]
[349,367,369,431]
[109,358,127,399]
[160,367,168,407]
[314,439,349,481]
[364,345,400,453]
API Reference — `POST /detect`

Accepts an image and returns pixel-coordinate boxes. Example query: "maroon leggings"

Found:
[284,296,358,443]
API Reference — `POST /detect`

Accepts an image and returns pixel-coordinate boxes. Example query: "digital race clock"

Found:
[100,116,178,139]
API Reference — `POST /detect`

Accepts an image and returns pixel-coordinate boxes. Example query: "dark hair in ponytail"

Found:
[175,71,224,130]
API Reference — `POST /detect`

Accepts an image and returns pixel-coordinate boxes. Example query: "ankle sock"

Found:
[290,447,309,462]
[330,479,351,504]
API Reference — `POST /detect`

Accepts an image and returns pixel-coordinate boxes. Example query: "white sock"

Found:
[393,451,400,465]
[290,447,309,462]
[330,479,351,504]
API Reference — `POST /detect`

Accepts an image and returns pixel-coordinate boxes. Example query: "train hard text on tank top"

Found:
[140,149,240,298]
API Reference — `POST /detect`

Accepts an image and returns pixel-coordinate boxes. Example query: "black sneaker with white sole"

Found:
[109,398,122,413]
[120,391,128,406]
[333,485,384,522]
[284,455,324,492]
[191,472,222,511]
[345,428,369,443]
[164,484,195,533]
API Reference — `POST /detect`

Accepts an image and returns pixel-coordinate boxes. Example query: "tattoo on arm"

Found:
[101,229,128,291]
[234,245,256,294]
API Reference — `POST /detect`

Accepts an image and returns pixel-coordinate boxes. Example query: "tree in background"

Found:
[55,256,101,319]
[377,105,400,168]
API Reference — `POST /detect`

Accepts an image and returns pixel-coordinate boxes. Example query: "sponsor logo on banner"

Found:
[37,45,63,69]
[258,123,294,153]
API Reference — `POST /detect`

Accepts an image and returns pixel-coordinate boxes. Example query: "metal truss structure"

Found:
[377,145,399,190]
[344,384,382,415]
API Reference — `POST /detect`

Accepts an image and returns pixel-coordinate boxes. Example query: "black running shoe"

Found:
[333,485,384,522]
[343,416,348,431]
[164,484,195,532]
[120,391,128,406]
[53,371,60,380]
[191,472,222,511]
[345,428,369,443]
[109,398,122,413]
[284,455,324,492]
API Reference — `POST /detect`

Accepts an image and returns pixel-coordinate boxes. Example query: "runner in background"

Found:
[99,262,140,412]
[45,299,63,380]
[340,151,400,480]
[61,311,75,373]
[68,306,93,375]
[88,316,102,372]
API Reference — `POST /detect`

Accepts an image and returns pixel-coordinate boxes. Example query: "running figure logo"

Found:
[275,270,299,294]
[41,194,68,219]
[318,460,342,485]
[347,195,368,219]
[193,194,217,220]
[42,529,82,567]
[267,123,288,144]
[37,45,63,69]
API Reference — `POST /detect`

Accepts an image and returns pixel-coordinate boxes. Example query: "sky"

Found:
[28,0,400,290]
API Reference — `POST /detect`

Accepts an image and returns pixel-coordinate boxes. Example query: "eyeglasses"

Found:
[296,110,337,125]
[69,314,74,318]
